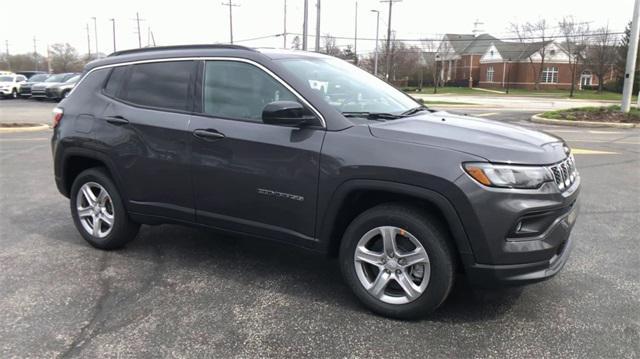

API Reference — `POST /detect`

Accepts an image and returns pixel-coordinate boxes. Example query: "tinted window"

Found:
[122,61,194,111]
[203,61,298,121]
[104,66,128,97]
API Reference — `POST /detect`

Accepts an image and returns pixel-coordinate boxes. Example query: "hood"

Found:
[368,111,568,165]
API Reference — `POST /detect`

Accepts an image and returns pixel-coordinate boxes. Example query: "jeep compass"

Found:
[51,45,580,319]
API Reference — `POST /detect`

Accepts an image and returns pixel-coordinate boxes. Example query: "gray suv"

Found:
[51,45,580,319]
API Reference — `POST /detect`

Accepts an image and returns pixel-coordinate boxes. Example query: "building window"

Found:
[541,66,558,83]
[486,66,495,82]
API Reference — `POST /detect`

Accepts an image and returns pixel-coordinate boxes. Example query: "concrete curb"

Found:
[530,114,638,129]
[0,124,51,133]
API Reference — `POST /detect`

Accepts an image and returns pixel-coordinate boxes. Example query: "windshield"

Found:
[45,74,66,82]
[29,74,49,82]
[278,57,418,115]
[65,75,80,83]
[0,76,14,82]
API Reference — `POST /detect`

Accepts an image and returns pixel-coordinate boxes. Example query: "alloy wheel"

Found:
[76,182,115,238]
[353,226,431,305]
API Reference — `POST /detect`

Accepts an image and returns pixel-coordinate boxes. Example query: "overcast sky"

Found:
[2,0,635,56]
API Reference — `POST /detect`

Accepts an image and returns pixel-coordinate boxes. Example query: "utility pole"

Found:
[622,0,640,113]
[380,0,401,81]
[136,12,142,48]
[302,0,309,50]
[86,24,92,57]
[371,10,380,76]
[91,17,99,58]
[354,1,358,63]
[4,40,8,56]
[283,0,287,48]
[222,1,240,44]
[109,18,116,52]
[33,37,39,71]
[315,0,321,52]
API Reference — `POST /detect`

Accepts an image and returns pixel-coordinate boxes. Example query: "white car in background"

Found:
[0,74,28,99]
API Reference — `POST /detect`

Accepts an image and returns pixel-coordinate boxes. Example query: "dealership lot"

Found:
[1,100,638,357]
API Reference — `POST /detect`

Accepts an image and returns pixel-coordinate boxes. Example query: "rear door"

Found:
[189,59,325,245]
[95,60,197,221]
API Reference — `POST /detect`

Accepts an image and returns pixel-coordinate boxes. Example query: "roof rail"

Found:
[108,44,255,57]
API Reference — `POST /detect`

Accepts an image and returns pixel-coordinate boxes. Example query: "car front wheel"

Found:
[339,203,455,319]
[70,167,139,249]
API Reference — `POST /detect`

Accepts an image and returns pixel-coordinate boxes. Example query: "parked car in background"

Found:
[46,74,81,100]
[0,74,27,99]
[16,71,47,79]
[31,73,78,100]
[19,73,51,98]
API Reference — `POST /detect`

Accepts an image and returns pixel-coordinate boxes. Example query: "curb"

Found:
[530,114,638,129]
[0,124,51,133]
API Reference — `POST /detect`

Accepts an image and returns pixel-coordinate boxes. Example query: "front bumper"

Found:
[463,199,578,287]
[454,170,580,287]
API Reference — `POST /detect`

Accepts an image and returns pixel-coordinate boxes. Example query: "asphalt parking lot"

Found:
[1,99,639,358]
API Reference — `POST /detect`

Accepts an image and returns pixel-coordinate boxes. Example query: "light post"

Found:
[434,54,440,94]
[109,18,116,52]
[505,57,512,94]
[91,17,98,58]
[371,10,380,76]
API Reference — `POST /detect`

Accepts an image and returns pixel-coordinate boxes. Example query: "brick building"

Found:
[436,33,616,90]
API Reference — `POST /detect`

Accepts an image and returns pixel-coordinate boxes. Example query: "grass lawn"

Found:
[541,105,640,123]
[421,100,475,105]
[408,86,637,102]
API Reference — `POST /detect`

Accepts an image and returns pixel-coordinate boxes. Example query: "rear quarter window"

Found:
[104,66,128,97]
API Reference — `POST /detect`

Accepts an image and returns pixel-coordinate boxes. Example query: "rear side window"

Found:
[104,66,128,97]
[121,61,194,111]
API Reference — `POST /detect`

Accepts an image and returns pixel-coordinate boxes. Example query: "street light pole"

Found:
[109,18,116,52]
[354,1,358,63]
[380,0,401,81]
[283,0,287,48]
[302,0,308,50]
[33,37,38,71]
[315,0,321,52]
[621,0,640,112]
[371,10,380,76]
[91,17,98,57]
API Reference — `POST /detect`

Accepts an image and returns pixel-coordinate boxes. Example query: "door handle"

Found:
[193,129,225,140]
[104,116,129,125]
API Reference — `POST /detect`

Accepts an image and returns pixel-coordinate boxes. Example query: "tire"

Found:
[10,88,18,99]
[61,90,70,99]
[70,167,139,249]
[339,203,455,319]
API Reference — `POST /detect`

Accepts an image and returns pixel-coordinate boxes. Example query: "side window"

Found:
[104,66,128,97]
[17,76,26,82]
[121,61,194,111]
[203,60,299,122]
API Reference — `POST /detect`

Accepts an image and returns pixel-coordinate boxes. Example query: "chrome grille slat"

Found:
[548,156,578,192]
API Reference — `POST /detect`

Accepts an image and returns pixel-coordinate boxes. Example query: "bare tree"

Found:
[586,26,618,92]
[322,34,342,57]
[420,39,439,93]
[510,19,553,90]
[558,17,590,97]
[291,36,301,50]
[50,43,81,73]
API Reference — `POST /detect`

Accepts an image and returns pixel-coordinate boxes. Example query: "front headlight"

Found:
[464,162,553,189]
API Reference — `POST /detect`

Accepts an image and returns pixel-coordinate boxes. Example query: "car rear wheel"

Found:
[339,203,455,319]
[70,167,139,249]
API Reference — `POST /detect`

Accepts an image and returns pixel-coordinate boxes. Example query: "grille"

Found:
[548,155,578,191]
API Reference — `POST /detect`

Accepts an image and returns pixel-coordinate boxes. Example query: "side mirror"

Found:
[262,101,316,127]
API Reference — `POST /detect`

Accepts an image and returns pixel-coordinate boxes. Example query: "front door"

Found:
[189,60,325,246]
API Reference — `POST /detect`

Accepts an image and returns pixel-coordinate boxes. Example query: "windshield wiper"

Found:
[341,111,403,120]
[400,106,430,117]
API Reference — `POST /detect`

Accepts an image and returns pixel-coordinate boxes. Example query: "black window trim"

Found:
[76,56,326,128]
